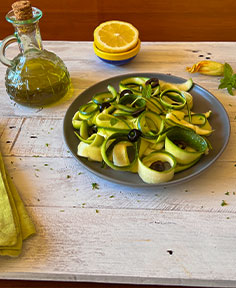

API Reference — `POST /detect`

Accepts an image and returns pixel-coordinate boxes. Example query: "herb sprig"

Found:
[218,63,236,95]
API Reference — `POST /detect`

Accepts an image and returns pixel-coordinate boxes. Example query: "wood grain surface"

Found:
[0,281,198,288]
[0,41,236,287]
[1,0,236,41]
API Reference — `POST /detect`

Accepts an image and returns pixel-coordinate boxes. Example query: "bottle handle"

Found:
[0,35,18,67]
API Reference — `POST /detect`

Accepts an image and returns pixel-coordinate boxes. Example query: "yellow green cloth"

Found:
[0,151,36,257]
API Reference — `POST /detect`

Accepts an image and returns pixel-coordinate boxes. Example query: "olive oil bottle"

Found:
[0,1,70,107]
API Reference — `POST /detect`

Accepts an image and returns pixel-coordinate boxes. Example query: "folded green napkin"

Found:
[0,151,36,257]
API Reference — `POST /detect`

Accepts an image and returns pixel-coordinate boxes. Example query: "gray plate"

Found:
[63,73,230,187]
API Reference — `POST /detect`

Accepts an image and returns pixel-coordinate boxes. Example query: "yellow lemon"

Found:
[94,20,139,53]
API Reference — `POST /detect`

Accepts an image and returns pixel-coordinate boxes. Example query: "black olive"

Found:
[145,78,159,88]
[173,140,187,150]
[127,129,142,142]
[98,102,111,112]
[149,160,165,172]
[120,89,133,98]
[88,125,97,136]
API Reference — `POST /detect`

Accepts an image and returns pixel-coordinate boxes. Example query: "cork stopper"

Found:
[12,1,33,20]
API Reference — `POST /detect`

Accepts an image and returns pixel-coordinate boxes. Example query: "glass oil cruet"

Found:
[0,1,71,107]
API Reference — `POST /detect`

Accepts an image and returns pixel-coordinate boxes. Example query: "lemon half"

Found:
[94,20,139,53]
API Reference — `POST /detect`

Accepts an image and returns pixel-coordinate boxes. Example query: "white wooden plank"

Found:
[1,156,236,212]
[0,118,24,155]
[0,207,236,287]
[1,117,70,158]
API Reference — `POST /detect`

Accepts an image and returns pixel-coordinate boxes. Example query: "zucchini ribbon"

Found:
[71,76,213,184]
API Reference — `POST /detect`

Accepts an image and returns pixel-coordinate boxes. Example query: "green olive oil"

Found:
[5,50,71,107]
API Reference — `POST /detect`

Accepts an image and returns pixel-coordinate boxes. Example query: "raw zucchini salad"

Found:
[72,76,213,184]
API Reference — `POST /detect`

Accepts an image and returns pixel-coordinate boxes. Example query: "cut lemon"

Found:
[94,20,139,53]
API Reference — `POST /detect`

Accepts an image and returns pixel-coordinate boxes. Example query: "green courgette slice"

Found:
[184,113,206,125]
[137,111,164,139]
[101,133,139,171]
[92,85,117,104]
[138,151,176,184]
[159,78,193,92]
[165,127,208,164]
[160,89,187,110]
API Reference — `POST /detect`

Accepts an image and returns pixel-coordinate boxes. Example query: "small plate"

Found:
[63,73,230,187]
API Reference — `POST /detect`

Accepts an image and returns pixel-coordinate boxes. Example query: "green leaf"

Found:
[224,63,233,79]
[218,63,235,95]
[142,84,152,99]
[232,74,236,88]
[227,85,234,96]
[110,118,119,126]
[218,78,229,89]
[218,82,228,89]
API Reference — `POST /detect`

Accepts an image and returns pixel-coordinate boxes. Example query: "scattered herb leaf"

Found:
[225,191,230,196]
[96,209,99,213]
[92,183,99,190]
[221,200,228,206]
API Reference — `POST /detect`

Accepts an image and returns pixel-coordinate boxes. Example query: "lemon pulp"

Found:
[94,20,139,53]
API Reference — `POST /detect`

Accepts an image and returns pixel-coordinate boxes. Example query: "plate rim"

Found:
[63,72,231,187]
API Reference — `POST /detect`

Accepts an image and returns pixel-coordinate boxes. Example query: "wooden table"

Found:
[0,41,236,288]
